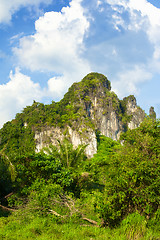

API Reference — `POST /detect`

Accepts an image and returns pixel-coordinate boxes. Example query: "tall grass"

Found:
[0,211,159,240]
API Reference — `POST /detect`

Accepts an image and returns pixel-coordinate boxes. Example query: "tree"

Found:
[95,118,160,227]
[0,144,16,182]
[44,139,87,169]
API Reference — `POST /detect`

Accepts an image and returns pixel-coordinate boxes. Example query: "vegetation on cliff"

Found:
[0,72,144,158]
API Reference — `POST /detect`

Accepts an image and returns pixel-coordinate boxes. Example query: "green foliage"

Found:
[0,120,35,158]
[81,72,111,91]
[0,146,16,200]
[11,152,74,196]
[26,180,65,216]
[95,118,160,227]
[120,212,147,240]
[148,208,160,232]
[43,140,91,197]
[0,149,16,182]
[0,160,12,199]
[85,135,121,185]
[44,138,87,169]
[7,140,88,205]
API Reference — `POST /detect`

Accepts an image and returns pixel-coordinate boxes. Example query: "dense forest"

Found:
[0,117,159,239]
[0,73,159,239]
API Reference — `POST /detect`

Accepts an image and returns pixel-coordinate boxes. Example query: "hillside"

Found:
[0,73,159,239]
[0,72,145,158]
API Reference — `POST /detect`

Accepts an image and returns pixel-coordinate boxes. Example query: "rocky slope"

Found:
[0,72,147,158]
[34,73,145,157]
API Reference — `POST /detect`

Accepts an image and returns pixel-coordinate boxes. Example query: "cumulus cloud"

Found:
[12,0,160,99]
[105,0,147,32]
[47,69,90,99]
[13,0,90,71]
[0,66,91,127]
[112,65,152,98]
[0,0,52,24]
[92,0,159,101]
[47,75,67,98]
[105,0,160,59]
[13,0,91,96]
[0,68,43,127]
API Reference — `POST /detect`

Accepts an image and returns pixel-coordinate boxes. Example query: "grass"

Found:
[0,212,159,240]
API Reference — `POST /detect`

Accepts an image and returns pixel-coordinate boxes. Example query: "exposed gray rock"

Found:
[125,96,145,130]
[35,127,64,153]
[149,106,156,120]
[35,125,97,158]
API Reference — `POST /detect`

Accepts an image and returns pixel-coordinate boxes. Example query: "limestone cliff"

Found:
[35,125,97,158]
[34,73,145,158]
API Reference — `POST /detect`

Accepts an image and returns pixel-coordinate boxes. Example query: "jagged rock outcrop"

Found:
[123,95,145,130]
[149,106,156,120]
[34,72,146,158]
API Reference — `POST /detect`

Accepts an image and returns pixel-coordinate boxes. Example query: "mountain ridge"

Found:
[0,72,146,157]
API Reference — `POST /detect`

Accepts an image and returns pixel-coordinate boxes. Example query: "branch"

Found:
[80,224,99,227]
[82,217,98,226]
[49,208,98,226]
[49,209,64,218]
[0,204,17,212]
[50,195,99,226]
[4,192,14,199]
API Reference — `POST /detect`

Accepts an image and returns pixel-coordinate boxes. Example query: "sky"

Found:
[0,0,160,128]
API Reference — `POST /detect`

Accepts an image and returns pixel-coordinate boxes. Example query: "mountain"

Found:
[0,72,146,158]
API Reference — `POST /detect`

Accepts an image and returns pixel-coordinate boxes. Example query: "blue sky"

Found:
[0,0,160,127]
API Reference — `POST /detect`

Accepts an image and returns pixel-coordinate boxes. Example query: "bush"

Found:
[95,119,160,227]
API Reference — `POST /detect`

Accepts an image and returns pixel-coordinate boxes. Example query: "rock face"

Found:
[123,95,145,130]
[34,73,145,158]
[35,127,64,153]
[149,106,156,120]
[35,126,97,159]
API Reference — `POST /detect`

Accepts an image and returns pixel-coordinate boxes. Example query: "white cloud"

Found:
[13,0,91,98]
[106,0,160,59]
[13,0,90,72]
[0,68,42,127]
[97,0,104,12]
[47,76,67,98]
[105,0,148,32]
[101,0,160,101]
[126,0,160,56]
[106,0,160,26]
[47,68,90,99]
[0,0,52,24]
[112,13,126,31]
[112,65,152,98]
[0,65,91,127]
[128,0,160,26]
[47,74,74,99]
